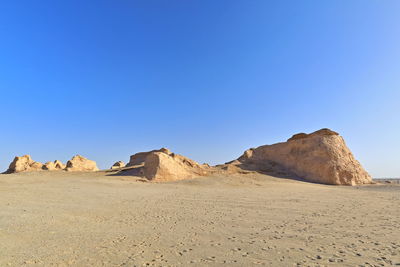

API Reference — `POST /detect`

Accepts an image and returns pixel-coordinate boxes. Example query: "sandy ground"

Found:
[0,172,399,267]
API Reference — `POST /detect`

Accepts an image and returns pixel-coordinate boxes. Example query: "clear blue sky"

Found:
[1,1,399,177]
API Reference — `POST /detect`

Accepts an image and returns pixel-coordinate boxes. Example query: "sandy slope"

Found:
[0,172,399,266]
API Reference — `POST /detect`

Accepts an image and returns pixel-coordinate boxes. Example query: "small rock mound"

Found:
[111,161,125,169]
[6,155,43,173]
[54,160,66,170]
[65,155,99,172]
[232,128,372,185]
[124,148,208,181]
[43,160,66,171]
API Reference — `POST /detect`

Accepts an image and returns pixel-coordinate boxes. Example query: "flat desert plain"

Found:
[0,172,399,266]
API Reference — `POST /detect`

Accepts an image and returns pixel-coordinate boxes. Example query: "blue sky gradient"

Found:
[1,1,399,177]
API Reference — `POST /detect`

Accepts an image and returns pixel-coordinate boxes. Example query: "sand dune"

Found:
[0,171,398,266]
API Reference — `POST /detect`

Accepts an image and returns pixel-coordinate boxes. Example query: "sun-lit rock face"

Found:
[286,128,339,141]
[234,128,372,185]
[6,156,67,173]
[144,151,208,182]
[6,155,43,173]
[125,148,208,182]
[65,155,99,172]
[111,161,125,169]
[43,160,66,171]
[126,148,171,167]
[54,160,66,170]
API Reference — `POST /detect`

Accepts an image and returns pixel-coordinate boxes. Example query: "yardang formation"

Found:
[5,155,98,173]
[3,129,372,185]
[227,128,372,185]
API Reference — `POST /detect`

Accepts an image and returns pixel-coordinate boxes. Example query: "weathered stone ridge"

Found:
[287,128,339,141]
[5,155,97,173]
[65,155,99,172]
[43,160,66,171]
[234,128,372,185]
[6,155,43,173]
[125,148,208,182]
[126,148,171,167]
[3,129,371,185]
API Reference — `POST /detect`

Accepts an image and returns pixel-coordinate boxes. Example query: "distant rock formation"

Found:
[54,160,66,170]
[124,148,208,181]
[111,161,125,169]
[65,155,99,172]
[6,155,43,173]
[230,128,372,185]
[5,155,94,173]
[43,160,66,171]
[3,129,372,186]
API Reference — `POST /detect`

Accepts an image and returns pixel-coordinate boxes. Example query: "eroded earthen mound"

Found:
[144,152,207,182]
[65,155,99,172]
[6,155,43,173]
[43,160,66,171]
[6,155,95,173]
[231,128,372,185]
[123,148,208,181]
[126,148,171,167]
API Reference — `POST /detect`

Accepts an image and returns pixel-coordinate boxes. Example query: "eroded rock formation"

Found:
[65,155,99,172]
[6,155,43,173]
[126,148,171,167]
[43,160,66,171]
[123,148,208,181]
[230,128,372,185]
[111,161,125,169]
[3,129,372,185]
[144,151,207,182]
[5,155,96,173]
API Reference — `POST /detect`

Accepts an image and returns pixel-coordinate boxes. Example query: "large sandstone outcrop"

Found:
[65,155,99,172]
[124,148,208,181]
[231,128,372,185]
[126,148,171,167]
[6,155,44,173]
[144,151,207,182]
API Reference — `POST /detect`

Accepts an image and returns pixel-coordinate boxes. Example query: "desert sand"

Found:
[0,171,398,266]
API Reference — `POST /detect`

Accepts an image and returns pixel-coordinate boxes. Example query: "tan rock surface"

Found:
[233,128,372,185]
[126,148,171,167]
[144,152,207,182]
[43,161,57,171]
[43,160,66,171]
[6,155,43,173]
[111,161,125,169]
[54,160,66,170]
[65,155,99,172]
[123,148,208,181]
